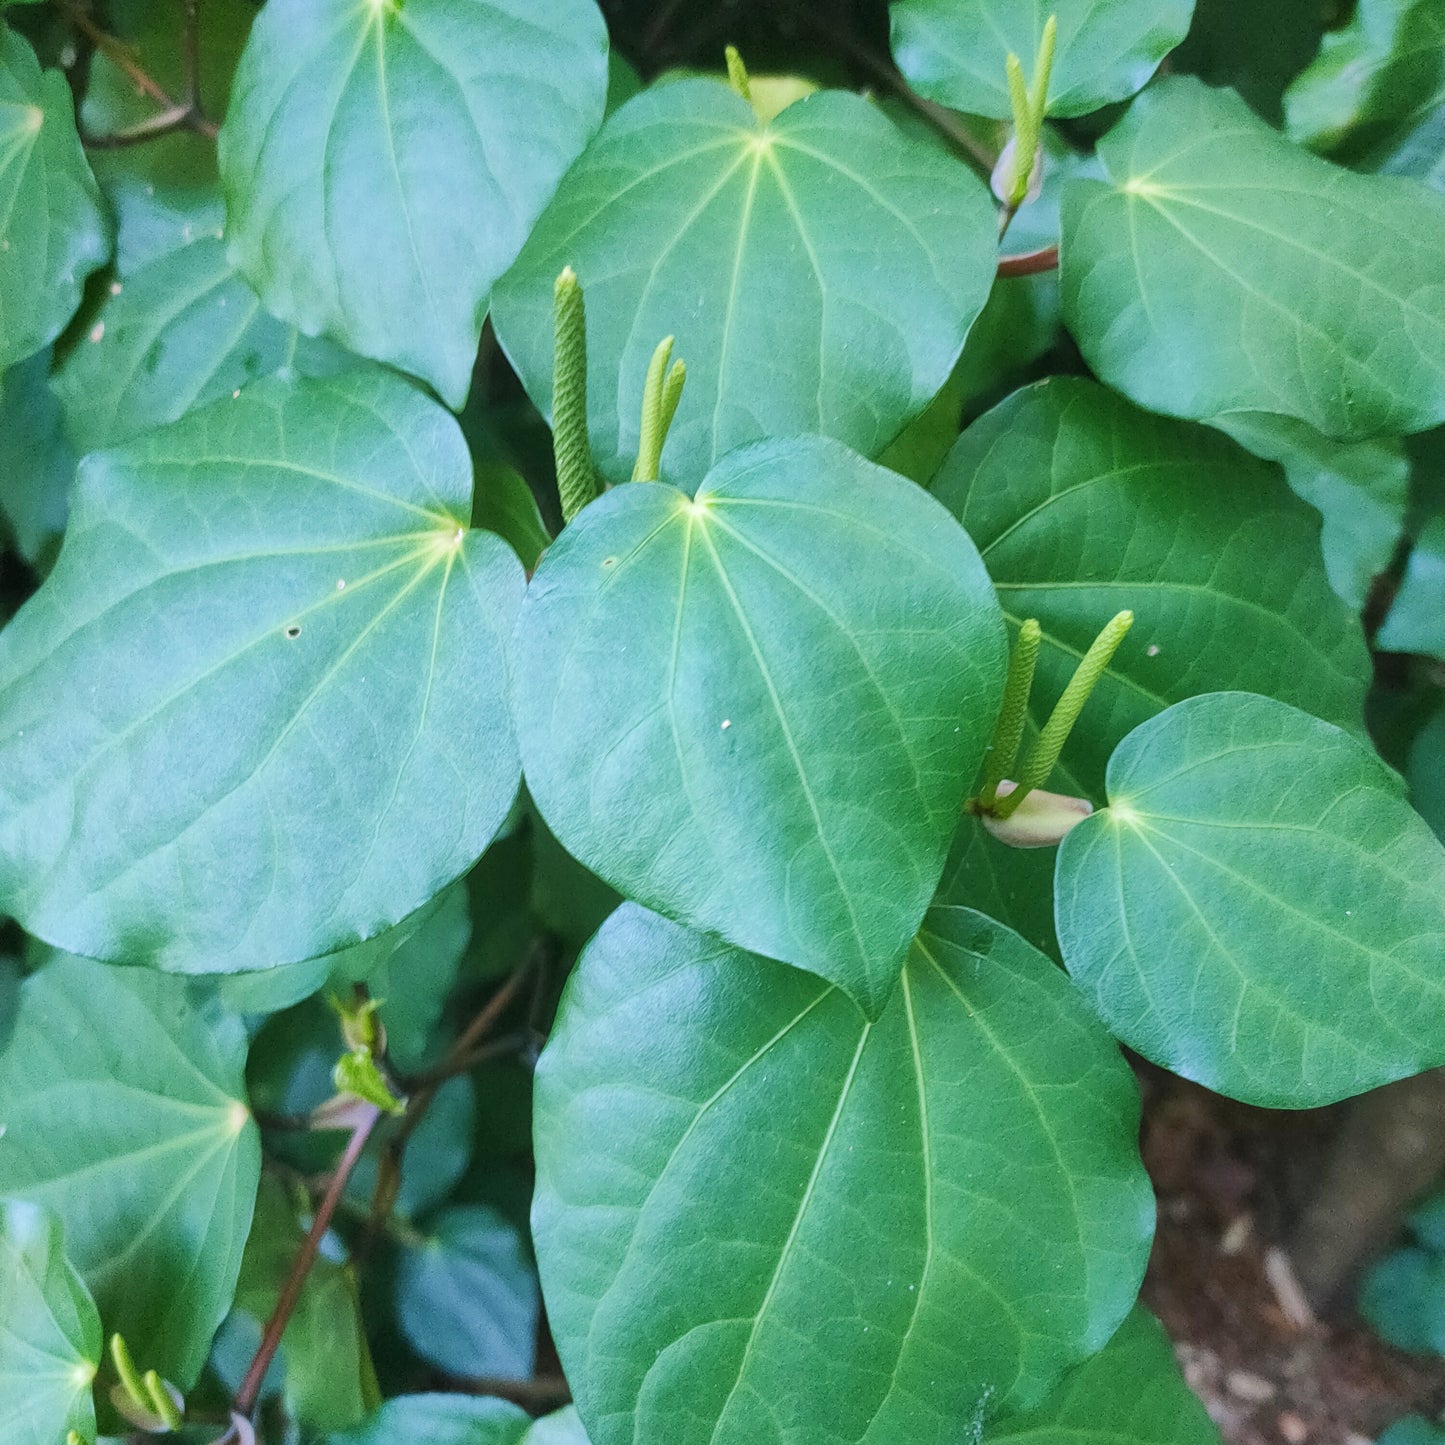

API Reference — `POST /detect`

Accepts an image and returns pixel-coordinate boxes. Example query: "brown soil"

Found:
[1139,1067,1445,1444]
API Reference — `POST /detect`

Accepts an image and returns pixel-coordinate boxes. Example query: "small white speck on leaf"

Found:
[88,322,104,343]
[109,281,122,295]
[336,579,347,590]
[1146,644,1160,656]
[721,719,731,729]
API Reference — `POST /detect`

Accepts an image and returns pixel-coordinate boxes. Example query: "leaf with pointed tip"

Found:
[934,379,1370,800]
[533,904,1153,1444]
[0,369,525,973]
[326,1395,587,1445]
[395,1204,540,1379]
[987,1307,1220,1445]
[1284,0,1445,159]
[1379,516,1445,657]
[510,436,1006,1015]
[491,81,997,486]
[53,187,352,455]
[1055,692,1445,1107]
[890,0,1193,119]
[1213,412,1410,611]
[0,348,73,565]
[0,954,260,1386]
[219,0,609,408]
[0,1201,102,1445]
[1062,77,1445,441]
[0,29,111,370]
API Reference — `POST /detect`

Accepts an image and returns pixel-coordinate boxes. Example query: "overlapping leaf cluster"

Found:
[0,0,1444,1442]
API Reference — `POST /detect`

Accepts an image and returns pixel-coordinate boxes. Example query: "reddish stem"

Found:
[997,244,1060,279]
[232,1103,381,1419]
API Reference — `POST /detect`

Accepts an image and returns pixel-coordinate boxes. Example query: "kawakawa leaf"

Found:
[0,369,524,973]
[509,435,1006,1015]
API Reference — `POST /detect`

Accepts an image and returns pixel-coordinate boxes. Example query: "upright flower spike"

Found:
[726,44,752,104]
[632,334,688,482]
[553,266,597,525]
[994,609,1134,820]
[1001,15,1058,213]
[977,618,1042,810]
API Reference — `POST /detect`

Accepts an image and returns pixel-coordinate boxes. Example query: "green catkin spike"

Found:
[658,358,687,442]
[143,1369,183,1431]
[1031,15,1058,121]
[552,267,596,525]
[995,609,1134,820]
[632,335,676,482]
[109,1334,147,1411]
[978,619,1041,809]
[726,45,752,103]
[1003,15,1058,209]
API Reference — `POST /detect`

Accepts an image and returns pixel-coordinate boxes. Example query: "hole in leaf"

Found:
[285,625,301,640]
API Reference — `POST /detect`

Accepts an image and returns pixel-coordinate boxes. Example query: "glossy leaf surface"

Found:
[0,28,111,369]
[219,0,609,406]
[511,436,1006,1014]
[1214,412,1410,610]
[0,370,525,972]
[0,348,73,565]
[491,81,997,485]
[934,379,1369,798]
[533,904,1153,1443]
[53,188,350,455]
[1062,77,1445,441]
[327,1395,588,1445]
[1378,516,1445,657]
[987,1307,1220,1445]
[0,954,260,1385]
[1056,692,1445,1106]
[1285,0,1445,158]
[0,1201,101,1445]
[395,1204,539,1379]
[890,0,1193,118]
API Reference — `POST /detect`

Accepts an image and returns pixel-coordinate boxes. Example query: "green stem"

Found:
[995,609,1133,820]
[725,44,752,103]
[632,336,677,482]
[978,618,1041,809]
[552,267,596,524]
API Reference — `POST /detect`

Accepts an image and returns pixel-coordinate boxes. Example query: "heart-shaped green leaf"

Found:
[1055,692,1445,1107]
[0,1201,102,1445]
[986,1306,1220,1445]
[326,1396,588,1445]
[491,81,997,486]
[934,378,1370,799]
[0,954,260,1386]
[219,0,609,407]
[510,436,1006,1014]
[53,187,352,455]
[890,0,1193,119]
[533,903,1153,1444]
[1062,77,1445,441]
[0,369,525,973]
[0,28,111,370]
